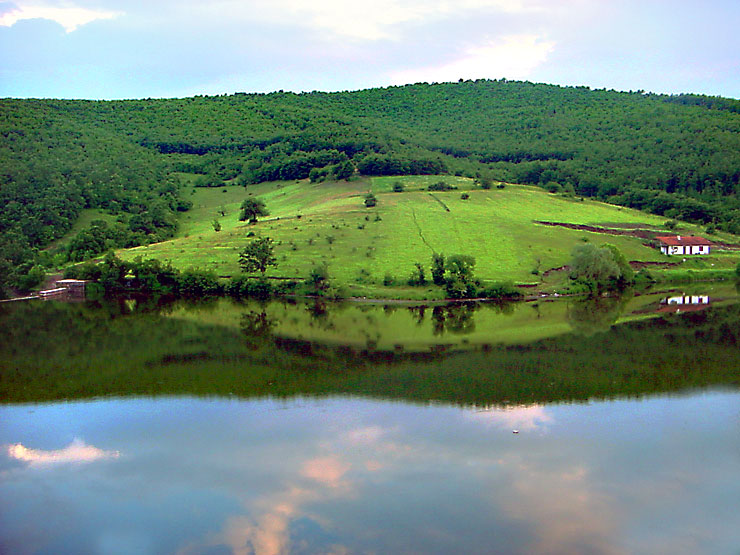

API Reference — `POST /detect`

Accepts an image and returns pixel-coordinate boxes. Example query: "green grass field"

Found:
[119,176,740,298]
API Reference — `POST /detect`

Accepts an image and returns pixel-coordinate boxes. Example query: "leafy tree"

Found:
[239,198,269,223]
[239,237,277,275]
[364,193,377,207]
[407,262,426,286]
[444,254,478,298]
[431,253,446,285]
[569,244,633,291]
[446,254,476,279]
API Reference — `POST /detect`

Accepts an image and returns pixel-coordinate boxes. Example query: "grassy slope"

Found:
[119,176,738,298]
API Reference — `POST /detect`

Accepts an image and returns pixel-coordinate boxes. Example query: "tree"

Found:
[446,255,476,280]
[239,198,269,223]
[364,193,377,208]
[444,254,478,298]
[239,237,277,275]
[407,262,426,286]
[569,243,633,291]
[431,253,446,285]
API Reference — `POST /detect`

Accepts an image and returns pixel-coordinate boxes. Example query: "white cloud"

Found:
[0,2,122,32]
[391,34,555,83]
[7,438,120,465]
[464,404,553,432]
[191,0,550,41]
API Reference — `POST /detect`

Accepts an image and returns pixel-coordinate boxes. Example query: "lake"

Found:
[1,284,739,553]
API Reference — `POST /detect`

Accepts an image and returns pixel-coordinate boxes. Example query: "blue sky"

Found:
[1,0,738,99]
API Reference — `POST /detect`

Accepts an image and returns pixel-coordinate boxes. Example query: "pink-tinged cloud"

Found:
[501,456,621,554]
[301,456,351,489]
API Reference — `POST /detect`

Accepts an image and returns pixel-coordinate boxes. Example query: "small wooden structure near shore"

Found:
[38,279,88,300]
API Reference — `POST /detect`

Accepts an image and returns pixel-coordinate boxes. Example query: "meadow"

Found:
[118,176,739,298]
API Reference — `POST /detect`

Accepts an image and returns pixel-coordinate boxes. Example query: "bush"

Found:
[428,181,455,192]
[461,193,470,200]
[407,263,427,286]
[179,269,222,297]
[227,275,273,299]
[364,193,377,207]
[479,281,522,299]
[383,273,395,286]
[392,181,404,192]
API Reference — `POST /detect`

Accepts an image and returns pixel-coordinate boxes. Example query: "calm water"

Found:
[1,286,739,553]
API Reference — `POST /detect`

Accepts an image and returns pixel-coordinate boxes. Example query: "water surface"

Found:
[1,288,739,553]
[2,393,739,554]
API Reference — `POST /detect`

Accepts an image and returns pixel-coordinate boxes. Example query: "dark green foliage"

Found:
[478,281,522,299]
[461,193,470,200]
[364,193,377,207]
[306,263,336,297]
[477,177,492,190]
[407,262,427,286]
[392,181,405,192]
[179,268,222,297]
[212,219,222,232]
[3,80,740,292]
[736,261,740,278]
[431,253,446,285]
[239,198,269,222]
[227,275,273,299]
[239,237,278,275]
[428,181,456,191]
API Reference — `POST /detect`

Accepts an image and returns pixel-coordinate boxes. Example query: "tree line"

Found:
[2,79,739,295]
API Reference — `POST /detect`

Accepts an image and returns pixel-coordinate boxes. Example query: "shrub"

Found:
[392,181,404,192]
[461,193,470,200]
[383,273,395,286]
[227,275,273,299]
[431,253,446,285]
[428,181,455,191]
[364,193,377,207]
[479,281,522,299]
[179,269,222,297]
[407,263,427,286]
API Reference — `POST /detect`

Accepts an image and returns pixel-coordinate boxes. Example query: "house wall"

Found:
[661,244,710,255]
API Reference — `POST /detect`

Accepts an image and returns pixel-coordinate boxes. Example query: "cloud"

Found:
[6,438,120,465]
[0,2,122,32]
[301,456,351,489]
[464,404,553,432]
[502,457,621,554]
[391,34,555,83]
[192,0,550,42]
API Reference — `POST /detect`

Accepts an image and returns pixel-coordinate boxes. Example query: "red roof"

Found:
[655,235,711,246]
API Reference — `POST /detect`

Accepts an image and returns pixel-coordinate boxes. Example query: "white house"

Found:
[655,235,712,255]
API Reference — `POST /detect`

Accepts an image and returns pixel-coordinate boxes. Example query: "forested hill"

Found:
[1,79,739,293]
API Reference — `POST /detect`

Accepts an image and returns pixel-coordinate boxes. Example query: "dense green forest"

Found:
[2,79,739,295]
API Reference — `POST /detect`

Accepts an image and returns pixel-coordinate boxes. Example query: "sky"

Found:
[1,0,739,99]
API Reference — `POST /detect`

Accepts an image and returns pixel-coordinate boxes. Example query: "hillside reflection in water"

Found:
[1,286,740,553]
